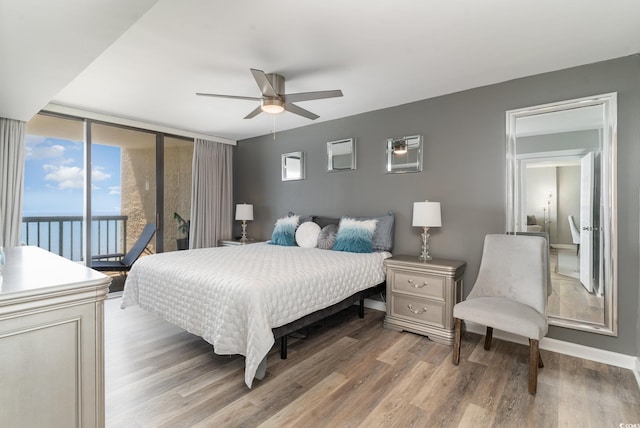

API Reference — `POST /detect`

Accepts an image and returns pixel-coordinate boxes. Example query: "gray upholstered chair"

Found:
[568,215,581,254]
[452,234,549,394]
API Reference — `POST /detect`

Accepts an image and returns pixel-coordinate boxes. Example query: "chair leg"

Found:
[529,339,539,394]
[452,318,462,365]
[538,349,544,368]
[484,326,493,350]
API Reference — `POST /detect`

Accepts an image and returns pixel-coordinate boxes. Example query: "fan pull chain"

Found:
[272,114,276,140]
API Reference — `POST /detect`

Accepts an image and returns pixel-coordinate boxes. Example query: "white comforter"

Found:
[121,243,390,387]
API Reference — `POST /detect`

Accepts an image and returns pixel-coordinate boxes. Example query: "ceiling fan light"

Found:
[261,99,285,114]
[392,139,407,154]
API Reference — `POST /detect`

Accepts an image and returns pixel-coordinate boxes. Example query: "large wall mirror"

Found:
[506,93,617,335]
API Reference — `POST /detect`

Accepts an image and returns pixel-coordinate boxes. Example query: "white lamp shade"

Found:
[235,203,254,221]
[412,201,442,227]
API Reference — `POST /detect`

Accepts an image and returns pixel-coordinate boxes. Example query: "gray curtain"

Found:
[0,118,26,247]
[189,138,233,248]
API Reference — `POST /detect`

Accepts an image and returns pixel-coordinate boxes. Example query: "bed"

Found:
[121,242,390,387]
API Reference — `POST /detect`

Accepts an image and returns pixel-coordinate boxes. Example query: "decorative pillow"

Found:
[270,215,299,246]
[314,216,340,229]
[333,217,378,253]
[357,211,395,252]
[527,215,537,225]
[288,211,314,225]
[295,221,321,248]
[317,224,338,250]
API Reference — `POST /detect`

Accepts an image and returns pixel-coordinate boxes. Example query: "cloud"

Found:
[92,166,111,181]
[25,136,84,164]
[109,186,121,195]
[26,143,66,160]
[44,165,83,189]
[43,165,111,190]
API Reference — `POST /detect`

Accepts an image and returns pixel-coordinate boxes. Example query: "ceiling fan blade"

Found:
[250,69,278,97]
[196,92,262,101]
[244,105,263,119]
[284,89,343,103]
[284,103,319,120]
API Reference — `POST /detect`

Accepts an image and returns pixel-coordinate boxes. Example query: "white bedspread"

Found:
[121,243,389,387]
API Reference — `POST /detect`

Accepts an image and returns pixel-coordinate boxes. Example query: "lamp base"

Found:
[418,227,432,261]
[240,221,248,242]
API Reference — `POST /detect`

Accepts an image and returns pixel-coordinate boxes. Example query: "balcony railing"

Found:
[22,215,128,262]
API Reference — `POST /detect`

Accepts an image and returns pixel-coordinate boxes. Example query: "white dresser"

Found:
[0,246,111,428]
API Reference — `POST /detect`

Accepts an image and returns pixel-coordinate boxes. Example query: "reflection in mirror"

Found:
[386,135,423,173]
[506,93,617,335]
[327,138,356,171]
[281,151,305,181]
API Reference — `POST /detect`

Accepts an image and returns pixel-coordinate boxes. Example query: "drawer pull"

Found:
[407,279,428,288]
[407,304,428,315]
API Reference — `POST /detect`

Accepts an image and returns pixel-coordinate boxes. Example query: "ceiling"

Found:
[3,1,640,142]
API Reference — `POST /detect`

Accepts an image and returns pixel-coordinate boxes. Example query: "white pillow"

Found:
[295,221,321,248]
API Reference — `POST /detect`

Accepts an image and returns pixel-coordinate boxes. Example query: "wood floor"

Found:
[105,297,640,427]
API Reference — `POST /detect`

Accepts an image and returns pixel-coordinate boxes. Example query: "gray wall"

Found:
[517,129,600,154]
[234,55,640,355]
[557,166,580,245]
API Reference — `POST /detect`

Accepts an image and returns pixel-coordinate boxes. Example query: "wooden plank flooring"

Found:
[105,297,640,427]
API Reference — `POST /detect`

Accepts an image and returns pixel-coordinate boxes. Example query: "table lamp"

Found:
[412,201,442,261]
[235,203,254,242]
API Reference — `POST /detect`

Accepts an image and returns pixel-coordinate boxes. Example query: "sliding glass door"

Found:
[163,136,193,252]
[91,123,157,258]
[23,114,85,260]
[23,112,194,264]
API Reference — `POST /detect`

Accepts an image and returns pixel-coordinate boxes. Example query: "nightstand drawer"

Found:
[390,294,444,328]
[392,271,445,299]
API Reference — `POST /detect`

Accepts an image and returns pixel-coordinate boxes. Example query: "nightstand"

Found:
[383,255,466,345]
[218,239,265,247]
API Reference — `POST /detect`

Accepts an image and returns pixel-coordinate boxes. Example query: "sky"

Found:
[23,135,121,216]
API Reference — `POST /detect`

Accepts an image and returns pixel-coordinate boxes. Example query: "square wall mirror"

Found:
[327,138,356,171]
[281,151,305,181]
[386,135,423,173]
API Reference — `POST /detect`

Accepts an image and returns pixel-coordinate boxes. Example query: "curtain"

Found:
[189,138,233,248]
[0,118,26,247]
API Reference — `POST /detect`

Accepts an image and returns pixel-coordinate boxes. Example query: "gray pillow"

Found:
[357,211,394,252]
[288,211,314,224]
[317,224,338,250]
[314,216,340,229]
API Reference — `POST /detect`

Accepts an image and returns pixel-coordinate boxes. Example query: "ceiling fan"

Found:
[196,68,343,120]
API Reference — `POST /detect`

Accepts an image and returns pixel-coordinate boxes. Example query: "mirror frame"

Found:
[385,135,423,173]
[506,92,617,336]
[281,151,305,181]
[327,138,356,171]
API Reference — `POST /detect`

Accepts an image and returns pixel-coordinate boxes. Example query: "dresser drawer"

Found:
[392,271,445,300]
[390,294,445,328]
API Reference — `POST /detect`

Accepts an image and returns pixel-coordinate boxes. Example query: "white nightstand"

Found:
[383,255,466,345]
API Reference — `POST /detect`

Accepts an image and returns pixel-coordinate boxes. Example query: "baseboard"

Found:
[465,321,637,371]
[363,298,386,312]
[107,290,123,299]
[551,243,575,250]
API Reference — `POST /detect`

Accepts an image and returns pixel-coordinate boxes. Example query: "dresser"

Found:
[0,246,111,428]
[383,255,466,345]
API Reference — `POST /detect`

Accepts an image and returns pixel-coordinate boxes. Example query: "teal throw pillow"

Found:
[333,217,378,253]
[270,215,299,246]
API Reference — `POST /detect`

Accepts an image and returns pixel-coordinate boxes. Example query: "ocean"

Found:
[22,212,124,261]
